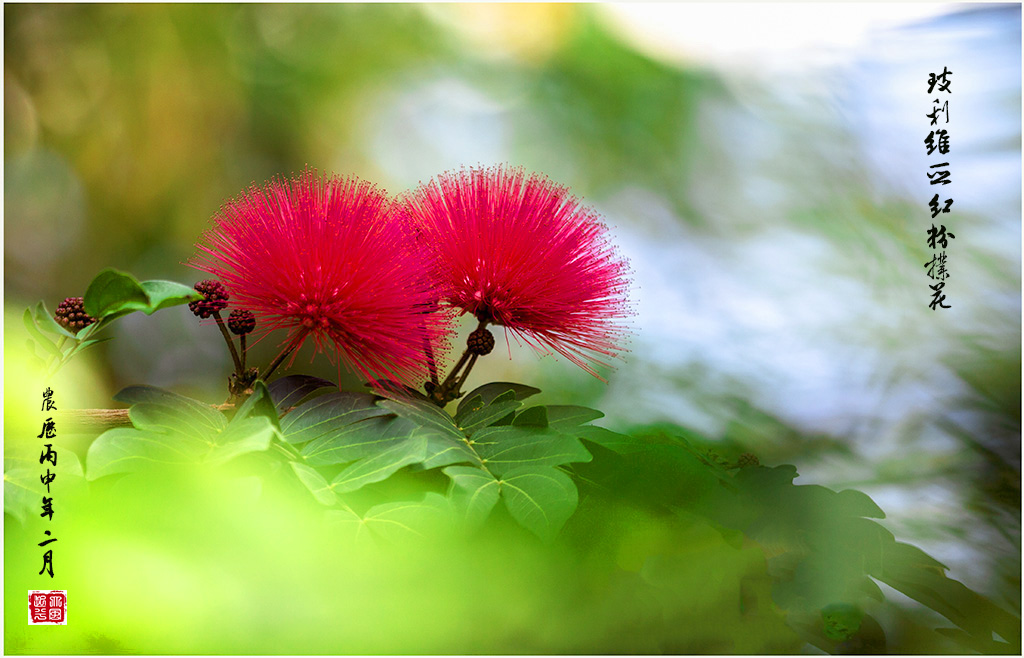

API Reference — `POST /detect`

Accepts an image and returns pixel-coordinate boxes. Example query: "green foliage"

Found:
[279,392,391,446]
[455,396,521,433]
[289,462,337,506]
[454,382,540,418]
[23,269,200,376]
[84,269,199,323]
[571,427,1021,654]
[329,435,428,494]
[821,602,864,641]
[65,378,1021,654]
[273,382,598,541]
[471,425,591,474]
[86,382,278,480]
[82,269,150,319]
[266,374,335,413]
[498,466,579,541]
[443,465,500,528]
[326,493,452,544]
[4,450,84,525]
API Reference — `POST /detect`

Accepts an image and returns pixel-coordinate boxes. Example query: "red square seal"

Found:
[28,590,66,625]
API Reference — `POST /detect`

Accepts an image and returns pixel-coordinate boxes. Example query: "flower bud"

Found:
[227,309,256,336]
[189,279,229,318]
[54,297,95,331]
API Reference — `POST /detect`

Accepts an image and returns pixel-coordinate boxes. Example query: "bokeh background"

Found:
[5,2,1020,652]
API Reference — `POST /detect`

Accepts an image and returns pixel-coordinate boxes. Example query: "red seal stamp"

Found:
[28,590,66,625]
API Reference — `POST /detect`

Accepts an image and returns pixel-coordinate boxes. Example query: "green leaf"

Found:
[377,393,464,441]
[835,489,886,519]
[359,494,452,542]
[883,540,948,572]
[63,336,114,360]
[4,468,43,524]
[458,398,523,435]
[444,465,500,527]
[268,375,335,413]
[491,389,518,405]
[138,279,201,313]
[821,603,863,641]
[490,412,516,427]
[419,431,483,470]
[4,450,83,524]
[329,435,428,493]
[300,415,417,466]
[512,405,548,427]
[327,493,452,543]
[128,401,226,438]
[735,463,799,491]
[24,339,36,357]
[573,425,646,454]
[881,563,1020,650]
[453,394,485,424]
[83,269,199,321]
[499,466,579,541]
[290,462,337,506]
[233,381,280,430]
[83,268,151,319]
[208,416,278,465]
[472,426,592,476]
[936,627,1016,654]
[88,386,275,479]
[860,577,884,602]
[456,382,541,417]
[545,405,604,430]
[32,301,77,339]
[23,308,62,357]
[86,428,206,480]
[113,385,226,434]
[279,392,389,445]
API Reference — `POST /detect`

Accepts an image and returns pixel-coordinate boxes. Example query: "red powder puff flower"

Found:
[192,170,449,388]
[402,165,631,379]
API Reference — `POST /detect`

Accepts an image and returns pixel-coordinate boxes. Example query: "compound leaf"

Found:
[472,426,592,476]
[444,465,500,527]
[280,392,389,445]
[330,435,429,494]
[499,466,578,541]
[291,462,337,506]
[268,375,336,413]
[456,382,541,417]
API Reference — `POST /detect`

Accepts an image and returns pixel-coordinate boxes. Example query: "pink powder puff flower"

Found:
[191,170,449,389]
[402,165,631,379]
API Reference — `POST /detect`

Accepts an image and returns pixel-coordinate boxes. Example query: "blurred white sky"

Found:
[599,3,953,70]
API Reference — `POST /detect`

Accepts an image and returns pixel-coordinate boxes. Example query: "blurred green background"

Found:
[5,3,1020,653]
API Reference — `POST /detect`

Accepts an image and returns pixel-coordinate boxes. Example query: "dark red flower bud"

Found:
[188,279,229,318]
[54,297,95,332]
[227,309,256,336]
[467,327,495,356]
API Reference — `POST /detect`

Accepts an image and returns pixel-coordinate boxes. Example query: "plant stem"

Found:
[439,348,472,393]
[430,319,488,406]
[261,331,306,381]
[44,336,68,374]
[452,354,478,398]
[240,334,247,371]
[59,402,311,434]
[212,311,243,374]
[423,330,439,387]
